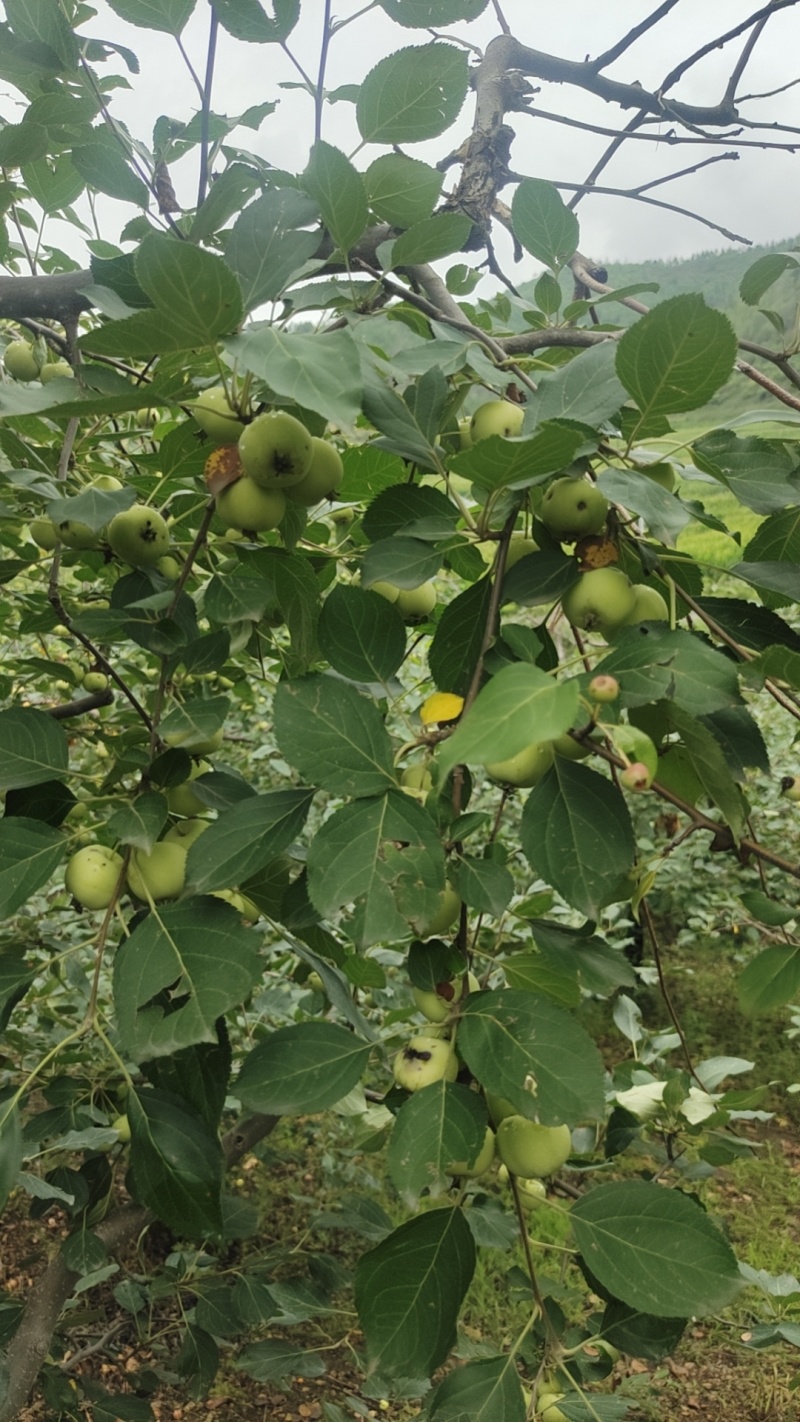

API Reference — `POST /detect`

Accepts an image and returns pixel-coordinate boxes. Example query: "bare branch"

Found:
[590,0,682,72]
[723,14,770,105]
[659,0,799,95]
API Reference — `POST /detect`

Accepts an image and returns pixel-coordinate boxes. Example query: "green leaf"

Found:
[273,675,396,799]
[212,0,299,42]
[502,548,581,607]
[665,707,745,837]
[224,189,320,312]
[451,854,514,917]
[437,663,579,779]
[71,131,149,206]
[737,945,800,1014]
[106,794,168,853]
[533,341,627,428]
[428,1356,526,1422]
[364,153,442,227]
[0,949,36,1033]
[0,708,68,791]
[503,951,581,1009]
[429,577,493,696]
[0,817,65,919]
[236,1022,371,1115]
[5,0,79,68]
[597,467,694,546]
[459,989,605,1123]
[0,1099,23,1214]
[144,1034,231,1133]
[318,584,406,684]
[390,212,472,266]
[113,899,262,1062]
[159,696,229,748]
[128,1088,223,1236]
[105,0,196,33]
[452,423,585,492]
[226,325,362,427]
[361,376,440,469]
[379,0,489,22]
[739,891,796,929]
[357,43,469,145]
[739,508,800,609]
[692,430,800,515]
[355,1207,475,1378]
[303,141,368,255]
[21,154,85,213]
[184,789,313,894]
[48,485,137,532]
[570,1180,741,1318]
[387,1081,486,1200]
[602,1300,686,1362]
[361,535,443,591]
[362,483,458,543]
[616,295,737,418]
[190,163,262,243]
[135,233,243,344]
[238,1339,325,1382]
[521,761,635,919]
[739,251,800,306]
[593,627,742,716]
[307,791,446,948]
[511,178,580,270]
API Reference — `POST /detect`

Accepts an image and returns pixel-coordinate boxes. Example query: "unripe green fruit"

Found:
[470,400,525,441]
[163,725,223,756]
[496,1116,572,1178]
[640,460,676,492]
[57,520,99,550]
[418,884,461,937]
[552,731,592,761]
[485,1091,516,1126]
[393,1034,458,1091]
[112,1113,131,1143]
[285,437,344,505]
[156,555,181,581]
[40,360,73,383]
[82,671,109,693]
[65,845,124,909]
[485,740,553,788]
[307,970,325,993]
[505,532,539,568]
[624,583,669,624]
[210,887,260,921]
[412,975,464,1023]
[541,476,608,542]
[396,582,437,619]
[238,410,313,489]
[458,417,473,450]
[166,761,211,818]
[164,817,210,848]
[108,506,170,567]
[536,1393,568,1421]
[588,674,619,703]
[613,724,658,784]
[619,761,653,792]
[29,518,57,550]
[189,386,246,444]
[127,841,187,901]
[562,568,636,635]
[448,1125,495,1178]
[781,775,800,802]
[216,477,286,532]
[3,340,39,381]
[368,579,400,603]
[400,764,433,793]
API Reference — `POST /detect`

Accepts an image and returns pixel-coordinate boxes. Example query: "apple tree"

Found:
[0,1,800,1418]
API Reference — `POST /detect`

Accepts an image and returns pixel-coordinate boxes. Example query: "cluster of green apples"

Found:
[369,578,438,620]
[29,472,176,573]
[190,388,345,534]
[3,338,73,383]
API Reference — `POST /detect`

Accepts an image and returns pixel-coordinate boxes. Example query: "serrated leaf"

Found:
[318,584,406,683]
[593,627,741,715]
[212,0,299,42]
[379,0,489,23]
[357,43,469,145]
[429,577,493,696]
[273,675,396,798]
[105,0,196,33]
[692,429,800,515]
[225,188,320,312]
[236,1022,371,1115]
[106,793,168,853]
[459,989,605,1123]
[520,761,635,919]
[739,251,800,306]
[390,212,472,266]
[361,535,443,590]
[0,708,69,791]
[428,1354,526,1421]
[0,1099,22,1213]
[303,141,368,254]
[364,153,442,227]
[128,1088,223,1236]
[0,817,65,918]
[512,178,579,270]
[452,422,585,492]
[666,706,745,838]
[737,945,800,1014]
[226,324,362,427]
[48,485,137,532]
[571,1180,741,1318]
[437,663,579,779]
[616,295,737,418]
[387,1081,486,1199]
[184,788,312,894]
[355,1207,475,1377]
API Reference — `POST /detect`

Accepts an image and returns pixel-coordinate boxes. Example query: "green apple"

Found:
[485,741,554,788]
[65,845,124,910]
[82,671,109,693]
[127,841,187,901]
[496,1116,572,1178]
[157,555,181,581]
[470,400,525,441]
[164,817,210,848]
[40,361,74,383]
[536,1393,568,1421]
[29,518,58,550]
[238,410,313,489]
[552,731,592,761]
[396,582,437,618]
[400,764,433,794]
[518,1176,547,1210]
[56,519,99,550]
[216,477,286,532]
[108,506,170,567]
[393,1034,458,1091]
[163,725,223,756]
[418,884,461,937]
[588,674,619,703]
[166,761,211,817]
[189,386,246,445]
[639,460,676,491]
[448,1125,495,1178]
[562,569,636,634]
[624,583,669,623]
[505,532,539,568]
[781,774,800,802]
[619,761,652,791]
[209,887,260,921]
[112,1113,131,1144]
[613,724,658,785]
[366,578,400,603]
[3,340,39,381]
[485,1091,517,1126]
[412,974,464,1023]
[88,474,123,491]
[458,417,473,450]
[285,437,344,505]
[541,476,608,542]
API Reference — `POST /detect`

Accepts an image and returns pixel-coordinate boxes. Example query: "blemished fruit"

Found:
[108,506,170,567]
[167,762,211,818]
[620,761,652,791]
[82,671,109,693]
[536,1393,568,1421]
[485,741,554,788]
[216,476,286,532]
[285,437,344,505]
[56,519,99,550]
[562,568,636,635]
[613,724,658,785]
[393,1035,458,1091]
[40,360,74,383]
[3,340,39,380]
[164,817,210,848]
[396,582,437,618]
[238,410,313,489]
[470,400,525,441]
[485,1091,517,1126]
[163,725,223,756]
[624,583,669,623]
[418,884,461,937]
[29,518,57,550]
[588,674,619,703]
[541,476,608,542]
[496,1116,572,1178]
[65,845,124,910]
[190,386,246,444]
[112,1114,131,1143]
[640,460,676,492]
[781,775,800,802]
[127,841,187,901]
[448,1125,495,1178]
[413,976,464,1023]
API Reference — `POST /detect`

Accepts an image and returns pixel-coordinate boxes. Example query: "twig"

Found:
[659,0,799,95]
[315,0,334,144]
[47,689,114,720]
[640,897,702,1085]
[591,1,681,71]
[197,6,219,211]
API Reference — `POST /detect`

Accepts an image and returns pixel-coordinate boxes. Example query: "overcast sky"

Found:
[6,1,800,274]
